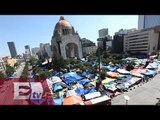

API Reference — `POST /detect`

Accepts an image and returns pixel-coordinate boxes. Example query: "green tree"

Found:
[51,56,66,71]
[5,65,15,77]
[14,62,19,68]
[29,56,38,66]
[0,71,6,78]
[20,64,28,78]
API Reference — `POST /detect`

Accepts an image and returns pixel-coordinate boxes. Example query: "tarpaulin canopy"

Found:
[82,71,87,77]
[130,69,147,74]
[64,76,77,84]
[53,96,63,105]
[117,69,130,74]
[75,87,85,96]
[144,69,157,76]
[52,72,60,77]
[63,95,83,105]
[117,74,129,79]
[78,79,90,85]
[66,90,77,97]
[64,72,82,80]
[146,62,159,69]
[130,72,144,78]
[84,88,96,94]
[103,65,118,72]
[46,76,62,89]
[52,84,63,92]
[106,72,119,78]
[102,78,116,84]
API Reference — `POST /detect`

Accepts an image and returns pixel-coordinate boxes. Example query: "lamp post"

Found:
[124,95,130,105]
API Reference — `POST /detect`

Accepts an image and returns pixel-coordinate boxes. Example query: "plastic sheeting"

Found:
[106,72,119,78]
[117,69,130,74]
[78,79,90,85]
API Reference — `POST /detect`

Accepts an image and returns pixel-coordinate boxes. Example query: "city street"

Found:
[112,73,160,105]
[14,62,25,78]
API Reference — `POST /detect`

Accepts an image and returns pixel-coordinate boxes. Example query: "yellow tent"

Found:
[102,78,115,84]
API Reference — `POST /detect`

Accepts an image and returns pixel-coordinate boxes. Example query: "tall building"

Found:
[99,28,108,38]
[44,43,53,58]
[124,25,160,55]
[24,45,31,59]
[138,15,160,30]
[32,47,40,55]
[112,29,136,53]
[81,38,96,56]
[39,43,53,58]
[51,16,83,59]
[97,35,112,51]
[7,42,17,58]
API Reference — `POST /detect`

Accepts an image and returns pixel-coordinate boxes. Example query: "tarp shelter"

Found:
[66,90,77,97]
[53,96,63,105]
[84,95,111,105]
[52,72,60,77]
[52,84,63,92]
[130,69,147,74]
[78,79,90,85]
[64,76,77,84]
[46,76,62,89]
[103,65,118,72]
[102,78,116,84]
[84,92,101,100]
[64,72,82,80]
[130,72,144,78]
[144,69,157,77]
[75,87,85,96]
[117,69,130,74]
[63,95,83,105]
[106,72,119,78]
[146,62,159,69]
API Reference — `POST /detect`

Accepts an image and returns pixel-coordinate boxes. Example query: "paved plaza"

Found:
[112,73,160,105]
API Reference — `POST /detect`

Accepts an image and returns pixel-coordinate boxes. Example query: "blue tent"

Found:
[75,87,85,96]
[82,71,87,77]
[64,72,82,80]
[84,88,96,94]
[78,79,90,85]
[52,72,60,77]
[53,96,63,105]
[64,76,77,84]
[52,84,63,92]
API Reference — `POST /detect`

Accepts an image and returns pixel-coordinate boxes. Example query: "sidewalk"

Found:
[112,73,160,105]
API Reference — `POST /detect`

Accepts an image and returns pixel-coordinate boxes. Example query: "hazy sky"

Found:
[0,15,138,58]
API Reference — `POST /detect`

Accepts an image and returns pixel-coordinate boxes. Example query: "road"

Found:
[14,62,25,78]
[112,73,160,105]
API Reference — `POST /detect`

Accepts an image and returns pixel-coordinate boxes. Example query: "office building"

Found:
[138,15,160,29]
[7,42,17,58]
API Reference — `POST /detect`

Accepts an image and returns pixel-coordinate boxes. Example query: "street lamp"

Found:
[124,95,130,105]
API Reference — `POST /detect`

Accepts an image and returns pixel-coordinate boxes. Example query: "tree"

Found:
[0,71,6,78]
[51,56,66,71]
[29,56,38,66]
[5,65,15,77]
[0,71,5,85]
[20,64,28,78]
[14,62,19,68]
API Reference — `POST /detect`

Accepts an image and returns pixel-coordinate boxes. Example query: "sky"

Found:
[0,15,138,58]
